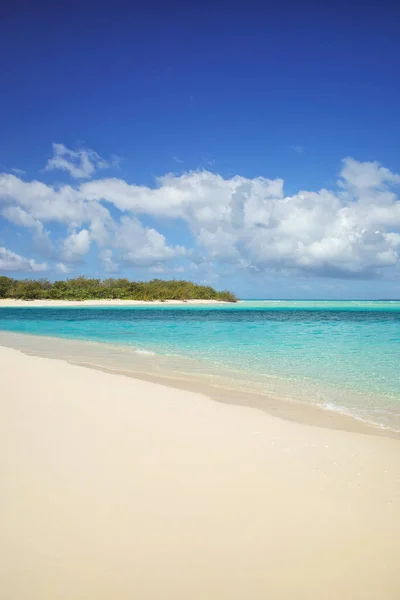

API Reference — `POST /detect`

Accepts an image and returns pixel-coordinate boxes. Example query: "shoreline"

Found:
[1,344,399,599]
[0,330,399,439]
[0,298,232,307]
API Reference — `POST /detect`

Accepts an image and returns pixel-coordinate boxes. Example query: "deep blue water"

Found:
[1,301,399,429]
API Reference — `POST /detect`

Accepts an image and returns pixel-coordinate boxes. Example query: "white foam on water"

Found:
[134,349,156,356]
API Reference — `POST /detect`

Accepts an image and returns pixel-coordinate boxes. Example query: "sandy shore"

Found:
[1,346,399,599]
[0,299,230,307]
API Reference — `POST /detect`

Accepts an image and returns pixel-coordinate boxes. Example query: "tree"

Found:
[9,279,49,300]
[0,276,14,298]
[0,276,238,302]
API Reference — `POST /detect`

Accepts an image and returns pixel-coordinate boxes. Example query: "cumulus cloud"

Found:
[1,146,400,279]
[2,205,41,229]
[43,143,119,179]
[339,157,400,191]
[56,262,72,274]
[99,249,119,273]
[0,173,88,224]
[78,159,400,277]
[62,229,91,262]
[149,265,185,274]
[1,205,52,252]
[113,216,186,267]
[0,247,48,272]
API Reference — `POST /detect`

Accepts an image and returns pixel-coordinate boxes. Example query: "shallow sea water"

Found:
[0,301,399,431]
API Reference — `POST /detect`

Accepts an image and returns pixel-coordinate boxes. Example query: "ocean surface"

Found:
[0,300,399,431]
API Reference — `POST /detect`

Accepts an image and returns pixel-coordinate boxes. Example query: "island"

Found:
[0,276,237,303]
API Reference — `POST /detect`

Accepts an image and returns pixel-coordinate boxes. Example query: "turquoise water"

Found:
[1,300,399,430]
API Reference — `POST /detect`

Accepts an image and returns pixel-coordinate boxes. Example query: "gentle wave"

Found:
[0,303,399,430]
[134,349,157,356]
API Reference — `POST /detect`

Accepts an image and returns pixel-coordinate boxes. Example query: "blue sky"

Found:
[1,1,400,298]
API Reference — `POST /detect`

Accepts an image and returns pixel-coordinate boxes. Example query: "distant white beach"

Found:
[0,298,230,307]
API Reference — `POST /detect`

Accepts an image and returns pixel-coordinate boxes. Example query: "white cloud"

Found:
[149,265,185,274]
[56,262,72,274]
[80,171,284,223]
[80,161,400,277]
[1,145,400,279]
[99,249,119,273]
[62,229,91,262]
[0,247,48,272]
[1,205,52,252]
[114,217,186,266]
[0,173,88,224]
[339,157,400,191]
[2,204,42,229]
[43,143,119,179]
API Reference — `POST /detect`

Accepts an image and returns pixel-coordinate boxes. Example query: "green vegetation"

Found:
[0,276,237,302]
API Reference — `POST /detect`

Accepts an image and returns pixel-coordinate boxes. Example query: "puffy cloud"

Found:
[62,229,91,262]
[56,262,72,274]
[43,143,119,180]
[150,265,185,274]
[81,161,399,277]
[99,249,119,273]
[80,171,284,224]
[2,205,41,229]
[0,247,48,272]
[0,173,87,224]
[1,146,400,279]
[114,217,186,267]
[339,157,400,192]
[1,205,52,252]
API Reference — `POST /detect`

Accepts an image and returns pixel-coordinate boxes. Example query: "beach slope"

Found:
[0,346,399,599]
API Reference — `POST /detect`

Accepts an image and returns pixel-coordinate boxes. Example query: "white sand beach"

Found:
[1,345,399,599]
[0,299,230,307]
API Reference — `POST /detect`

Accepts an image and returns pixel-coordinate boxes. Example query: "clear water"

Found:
[1,300,399,430]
